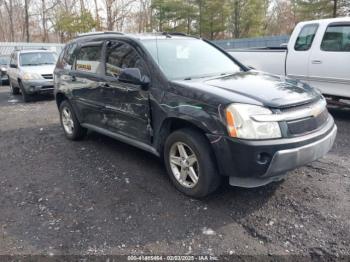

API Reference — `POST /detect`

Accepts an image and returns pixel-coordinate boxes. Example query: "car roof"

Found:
[298,17,350,26]
[73,32,199,43]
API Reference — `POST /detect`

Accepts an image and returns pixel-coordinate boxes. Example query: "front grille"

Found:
[42,74,53,79]
[287,109,329,136]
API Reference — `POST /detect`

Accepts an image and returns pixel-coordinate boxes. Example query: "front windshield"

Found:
[0,56,9,65]
[20,52,57,66]
[141,38,241,80]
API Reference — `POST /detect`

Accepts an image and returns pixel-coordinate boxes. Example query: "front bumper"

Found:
[208,116,336,188]
[0,73,8,83]
[22,79,54,94]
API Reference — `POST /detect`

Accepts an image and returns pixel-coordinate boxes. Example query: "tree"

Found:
[54,9,97,42]
[104,0,136,31]
[3,0,15,41]
[229,0,270,38]
[293,0,350,20]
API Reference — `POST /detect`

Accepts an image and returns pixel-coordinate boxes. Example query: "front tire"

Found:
[164,128,221,198]
[59,100,87,140]
[18,81,31,102]
[9,80,20,95]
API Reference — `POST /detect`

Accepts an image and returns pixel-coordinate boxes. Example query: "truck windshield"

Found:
[20,52,57,66]
[141,38,241,80]
[0,56,9,65]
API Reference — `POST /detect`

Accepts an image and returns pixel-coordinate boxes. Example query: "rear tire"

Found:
[9,80,20,95]
[164,128,221,198]
[59,100,87,140]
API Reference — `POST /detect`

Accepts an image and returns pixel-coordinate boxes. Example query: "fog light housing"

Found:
[257,152,271,165]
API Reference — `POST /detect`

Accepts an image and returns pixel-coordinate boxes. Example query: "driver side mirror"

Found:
[10,64,17,68]
[119,68,150,89]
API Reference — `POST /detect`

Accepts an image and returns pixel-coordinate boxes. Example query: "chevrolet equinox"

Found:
[54,32,337,198]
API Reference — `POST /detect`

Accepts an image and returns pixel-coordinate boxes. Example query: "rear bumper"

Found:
[22,79,54,94]
[208,115,336,187]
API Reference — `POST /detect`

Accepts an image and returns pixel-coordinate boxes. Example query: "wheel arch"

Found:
[56,92,68,108]
[155,117,211,155]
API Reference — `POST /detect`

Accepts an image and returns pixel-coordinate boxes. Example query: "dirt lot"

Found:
[0,86,349,259]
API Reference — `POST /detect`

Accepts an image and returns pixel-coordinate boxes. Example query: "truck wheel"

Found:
[59,100,87,140]
[9,80,20,95]
[164,128,221,198]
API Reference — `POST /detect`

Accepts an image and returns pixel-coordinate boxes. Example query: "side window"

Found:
[321,24,350,52]
[295,24,318,51]
[75,45,102,74]
[105,41,147,78]
[59,43,78,70]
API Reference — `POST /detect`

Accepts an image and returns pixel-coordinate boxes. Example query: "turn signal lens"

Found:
[226,110,237,137]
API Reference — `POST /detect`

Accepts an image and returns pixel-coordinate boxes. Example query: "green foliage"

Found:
[54,9,97,40]
[229,0,270,38]
[294,0,334,19]
[151,0,270,39]
[293,0,350,19]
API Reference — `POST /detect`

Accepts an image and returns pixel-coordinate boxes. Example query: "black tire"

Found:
[59,100,87,140]
[18,80,31,102]
[9,80,20,95]
[164,128,221,198]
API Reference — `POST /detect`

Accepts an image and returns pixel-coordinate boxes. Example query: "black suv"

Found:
[54,32,337,197]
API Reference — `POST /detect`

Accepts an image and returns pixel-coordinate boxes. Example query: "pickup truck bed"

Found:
[229,47,287,76]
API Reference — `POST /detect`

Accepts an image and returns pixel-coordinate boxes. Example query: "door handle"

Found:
[312,60,322,64]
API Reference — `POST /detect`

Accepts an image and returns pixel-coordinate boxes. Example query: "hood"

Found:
[173,71,321,108]
[20,64,55,75]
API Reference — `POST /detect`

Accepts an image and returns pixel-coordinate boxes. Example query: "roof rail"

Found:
[162,32,188,37]
[75,31,124,38]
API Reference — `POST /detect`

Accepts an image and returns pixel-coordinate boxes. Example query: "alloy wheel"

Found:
[169,142,199,188]
[61,106,74,135]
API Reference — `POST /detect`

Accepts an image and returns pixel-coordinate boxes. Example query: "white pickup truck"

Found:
[229,17,350,99]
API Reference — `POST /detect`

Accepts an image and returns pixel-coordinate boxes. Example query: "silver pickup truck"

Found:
[229,17,350,99]
[7,49,57,102]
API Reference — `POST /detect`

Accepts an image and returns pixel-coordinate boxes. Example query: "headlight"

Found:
[226,104,281,139]
[22,72,43,80]
[0,67,6,72]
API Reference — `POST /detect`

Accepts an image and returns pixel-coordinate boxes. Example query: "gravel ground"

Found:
[0,86,349,259]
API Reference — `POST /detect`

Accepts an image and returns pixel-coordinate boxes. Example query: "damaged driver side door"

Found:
[100,40,152,144]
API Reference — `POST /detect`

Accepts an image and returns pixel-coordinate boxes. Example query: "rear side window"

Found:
[58,43,78,70]
[105,41,147,78]
[295,24,318,51]
[75,45,102,74]
[321,24,350,52]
